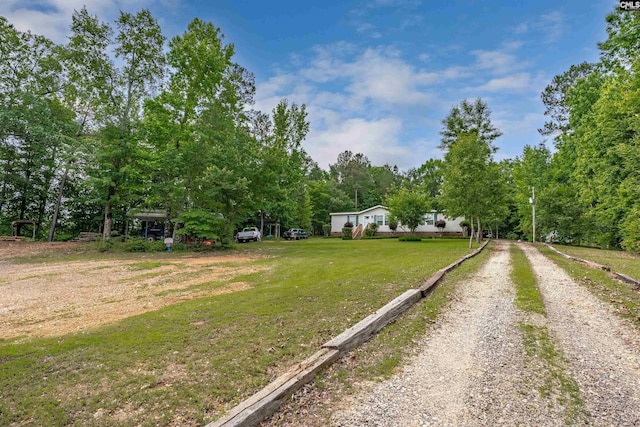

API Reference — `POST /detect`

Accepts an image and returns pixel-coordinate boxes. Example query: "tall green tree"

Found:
[0,17,75,236]
[385,188,430,237]
[512,144,551,241]
[252,99,310,233]
[68,8,166,239]
[441,132,502,248]
[142,17,254,239]
[329,151,374,209]
[439,98,502,151]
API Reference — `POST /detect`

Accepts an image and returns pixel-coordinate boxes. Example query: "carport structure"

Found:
[132,210,170,241]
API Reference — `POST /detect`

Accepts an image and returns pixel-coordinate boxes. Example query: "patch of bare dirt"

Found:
[0,241,82,259]
[0,252,266,340]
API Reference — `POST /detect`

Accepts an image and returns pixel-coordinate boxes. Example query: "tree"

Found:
[441,132,497,248]
[439,98,502,151]
[404,159,443,210]
[539,62,597,137]
[440,99,505,247]
[329,151,373,209]
[512,144,552,241]
[67,9,166,239]
[249,99,310,233]
[385,188,430,237]
[0,17,75,236]
[143,17,255,240]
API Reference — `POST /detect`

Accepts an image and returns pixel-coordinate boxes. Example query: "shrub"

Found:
[398,235,422,242]
[93,238,114,252]
[365,222,378,237]
[344,221,353,228]
[342,226,353,240]
[435,219,446,229]
[322,223,331,237]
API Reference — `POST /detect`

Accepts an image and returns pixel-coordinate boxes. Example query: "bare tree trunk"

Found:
[260,211,264,237]
[48,166,69,242]
[469,216,474,249]
[103,187,114,240]
[103,202,112,240]
[476,217,482,244]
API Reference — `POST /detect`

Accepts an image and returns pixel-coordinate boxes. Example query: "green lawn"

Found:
[551,244,640,280]
[0,238,477,426]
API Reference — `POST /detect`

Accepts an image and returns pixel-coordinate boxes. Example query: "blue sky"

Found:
[1,0,616,170]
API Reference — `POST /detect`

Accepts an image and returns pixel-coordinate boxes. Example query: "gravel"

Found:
[520,243,640,426]
[331,241,640,426]
[332,241,553,426]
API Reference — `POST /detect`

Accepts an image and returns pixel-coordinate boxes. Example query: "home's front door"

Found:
[363,215,370,227]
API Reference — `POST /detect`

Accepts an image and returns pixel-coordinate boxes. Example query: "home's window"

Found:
[375,214,384,225]
[423,213,434,225]
[347,215,358,225]
[384,215,389,225]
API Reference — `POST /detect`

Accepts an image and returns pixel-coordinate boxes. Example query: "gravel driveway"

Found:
[331,241,640,426]
[520,243,640,426]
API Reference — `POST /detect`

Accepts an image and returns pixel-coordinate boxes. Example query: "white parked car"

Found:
[236,227,262,243]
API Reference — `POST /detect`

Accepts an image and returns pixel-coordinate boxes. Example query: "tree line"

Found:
[0,6,638,252]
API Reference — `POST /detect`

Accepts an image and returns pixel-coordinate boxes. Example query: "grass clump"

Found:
[519,323,587,424]
[510,245,546,315]
[127,261,166,270]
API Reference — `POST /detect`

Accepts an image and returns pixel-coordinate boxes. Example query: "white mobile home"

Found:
[330,205,465,237]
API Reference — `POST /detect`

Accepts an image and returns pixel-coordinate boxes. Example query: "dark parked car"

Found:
[283,228,309,240]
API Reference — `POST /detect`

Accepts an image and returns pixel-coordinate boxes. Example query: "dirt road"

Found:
[332,241,640,426]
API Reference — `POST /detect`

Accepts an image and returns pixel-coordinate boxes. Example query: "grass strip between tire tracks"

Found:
[510,245,587,425]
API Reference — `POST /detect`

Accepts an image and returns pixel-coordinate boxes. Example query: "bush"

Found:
[342,226,353,240]
[93,238,114,252]
[322,224,331,237]
[435,219,446,229]
[344,221,353,228]
[398,235,422,242]
[52,232,75,242]
[365,223,378,237]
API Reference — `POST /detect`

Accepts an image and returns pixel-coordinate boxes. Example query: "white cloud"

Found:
[304,117,412,169]
[538,11,564,43]
[471,44,524,76]
[478,73,532,93]
[0,0,183,43]
[512,10,565,44]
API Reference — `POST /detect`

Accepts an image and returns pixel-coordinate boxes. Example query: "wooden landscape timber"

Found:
[546,244,640,290]
[206,349,340,427]
[420,239,489,296]
[322,289,423,352]
[208,239,490,427]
